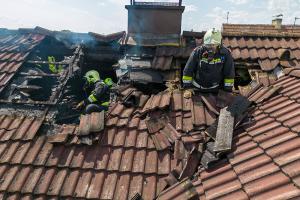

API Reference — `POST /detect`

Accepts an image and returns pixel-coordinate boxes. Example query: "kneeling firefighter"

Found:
[75,70,114,114]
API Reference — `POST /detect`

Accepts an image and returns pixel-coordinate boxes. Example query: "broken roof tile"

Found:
[157,178,198,200]
[47,133,69,144]
[78,111,105,136]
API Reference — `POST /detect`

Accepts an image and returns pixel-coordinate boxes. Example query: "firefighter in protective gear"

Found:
[75,70,113,114]
[182,28,235,93]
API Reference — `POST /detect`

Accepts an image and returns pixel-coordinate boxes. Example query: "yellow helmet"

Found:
[204,28,222,45]
[84,70,100,84]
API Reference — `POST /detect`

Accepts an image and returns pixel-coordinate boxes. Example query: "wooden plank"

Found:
[214,107,234,152]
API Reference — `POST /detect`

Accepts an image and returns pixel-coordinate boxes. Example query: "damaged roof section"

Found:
[0,33,45,93]
[192,71,300,200]
[0,77,266,199]
[0,73,295,199]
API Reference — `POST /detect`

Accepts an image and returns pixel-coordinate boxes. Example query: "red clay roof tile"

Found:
[47,168,68,196]
[10,142,31,164]
[34,167,56,194]
[22,136,46,165]
[244,171,290,198]
[60,169,80,196]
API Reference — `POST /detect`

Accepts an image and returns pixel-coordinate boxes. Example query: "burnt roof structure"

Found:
[0,3,300,200]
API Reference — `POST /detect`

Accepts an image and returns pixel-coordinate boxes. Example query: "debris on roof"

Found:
[213,107,234,152]
[0,1,300,199]
[191,72,300,199]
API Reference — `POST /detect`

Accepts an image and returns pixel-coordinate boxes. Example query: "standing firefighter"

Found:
[182,28,235,93]
[76,70,114,114]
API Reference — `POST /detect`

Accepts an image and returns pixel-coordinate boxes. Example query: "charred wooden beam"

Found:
[0,99,56,105]
[19,72,60,77]
[26,60,69,65]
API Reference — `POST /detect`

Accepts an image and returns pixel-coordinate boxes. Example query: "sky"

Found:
[0,0,300,34]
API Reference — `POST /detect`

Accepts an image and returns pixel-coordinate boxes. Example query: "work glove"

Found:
[75,101,85,110]
[183,89,194,99]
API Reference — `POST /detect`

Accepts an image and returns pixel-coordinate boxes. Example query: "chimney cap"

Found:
[130,0,182,6]
[272,14,283,19]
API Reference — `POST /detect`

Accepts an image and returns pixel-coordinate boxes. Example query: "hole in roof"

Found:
[235,67,252,87]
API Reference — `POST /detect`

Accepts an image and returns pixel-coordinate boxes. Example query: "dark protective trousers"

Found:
[84,104,108,114]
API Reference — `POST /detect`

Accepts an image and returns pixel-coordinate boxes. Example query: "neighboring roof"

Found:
[191,70,300,200]
[0,33,45,93]
[204,24,300,72]
[223,36,300,71]
[223,23,300,37]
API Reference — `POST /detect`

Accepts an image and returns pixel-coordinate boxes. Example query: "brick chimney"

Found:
[125,0,185,36]
[272,18,282,29]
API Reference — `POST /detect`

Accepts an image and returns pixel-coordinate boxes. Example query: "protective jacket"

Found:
[183,45,235,93]
[84,81,110,107]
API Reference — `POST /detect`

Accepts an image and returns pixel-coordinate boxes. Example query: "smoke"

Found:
[53,31,98,49]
